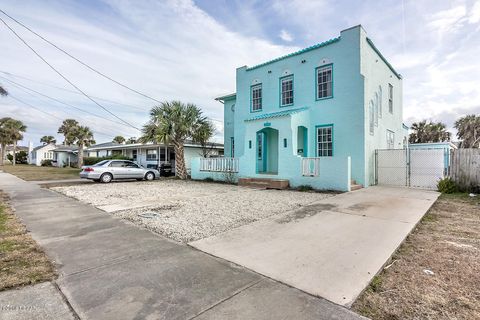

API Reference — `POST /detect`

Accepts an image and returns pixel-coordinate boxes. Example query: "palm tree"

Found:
[40,135,56,145]
[454,115,480,148]
[72,126,95,168]
[126,137,137,144]
[192,120,215,157]
[409,120,450,143]
[0,118,27,166]
[58,119,79,145]
[112,135,125,144]
[139,101,212,179]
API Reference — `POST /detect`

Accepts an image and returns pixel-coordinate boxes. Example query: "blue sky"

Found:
[0,0,479,146]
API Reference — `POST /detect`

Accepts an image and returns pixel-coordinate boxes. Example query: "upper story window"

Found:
[317,125,333,157]
[374,93,379,127]
[280,76,294,106]
[386,130,395,149]
[251,84,262,112]
[316,65,333,99]
[388,84,393,113]
[378,86,383,118]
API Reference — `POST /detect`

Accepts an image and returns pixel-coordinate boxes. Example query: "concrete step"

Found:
[350,184,363,191]
[239,178,289,190]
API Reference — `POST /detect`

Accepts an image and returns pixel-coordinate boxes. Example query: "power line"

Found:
[0,9,162,104]
[0,11,224,125]
[7,94,114,138]
[0,70,148,112]
[0,15,140,131]
[0,75,139,129]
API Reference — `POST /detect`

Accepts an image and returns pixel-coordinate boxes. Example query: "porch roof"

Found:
[244,107,309,122]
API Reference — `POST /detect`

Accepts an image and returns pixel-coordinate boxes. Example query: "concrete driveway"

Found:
[190,186,439,307]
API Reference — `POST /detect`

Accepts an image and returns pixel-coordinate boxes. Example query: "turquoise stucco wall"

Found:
[193,25,404,191]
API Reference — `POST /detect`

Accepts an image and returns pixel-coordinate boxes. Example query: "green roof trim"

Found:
[366,38,402,80]
[246,37,341,71]
[245,107,309,122]
[215,93,236,101]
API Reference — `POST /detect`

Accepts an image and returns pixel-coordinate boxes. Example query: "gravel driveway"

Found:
[52,180,334,242]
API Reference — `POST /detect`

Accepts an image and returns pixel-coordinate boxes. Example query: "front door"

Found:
[256,132,266,173]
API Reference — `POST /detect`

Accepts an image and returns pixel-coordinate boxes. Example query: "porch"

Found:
[191,156,352,192]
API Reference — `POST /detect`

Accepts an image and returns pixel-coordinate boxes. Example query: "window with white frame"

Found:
[378,86,383,118]
[387,130,395,149]
[280,76,293,106]
[316,126,333,157]
[374,93,379,126]
[316,65,333,99]
[251,84,262,111]
[146,149,157,161]
[388,84,393,113]
[369,101,374,135]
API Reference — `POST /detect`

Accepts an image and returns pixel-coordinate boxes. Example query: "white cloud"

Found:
[279,29,293,42]
[0,0,297,146]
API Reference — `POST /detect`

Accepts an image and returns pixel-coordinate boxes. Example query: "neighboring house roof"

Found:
[53,145,78,153]
[409,142,458,150]
[244,107,309,122]
[4,146,29,152]
[86,140,224,151]
[88,142,121,149]
[32,144,52,152]
[215,93,237,101]
[245,37,341,71]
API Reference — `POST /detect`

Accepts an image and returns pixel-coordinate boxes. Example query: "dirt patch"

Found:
[276,203,337,223]
[352,193,480,319]
[0,192,56,290]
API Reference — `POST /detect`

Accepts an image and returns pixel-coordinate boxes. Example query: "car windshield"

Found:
[93,160,109,166]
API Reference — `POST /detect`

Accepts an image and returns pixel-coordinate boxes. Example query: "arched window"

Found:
[369,100,374,135]
[378,86,382,118]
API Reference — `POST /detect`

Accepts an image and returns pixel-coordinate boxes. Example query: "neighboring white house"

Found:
[52,145,78,167]
[28,144,78,167]
[29,143,57,166]
[85,141,224,172]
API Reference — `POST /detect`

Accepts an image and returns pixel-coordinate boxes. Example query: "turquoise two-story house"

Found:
[192,25,406,191]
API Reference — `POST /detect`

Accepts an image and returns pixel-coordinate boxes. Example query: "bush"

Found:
[6,151,28,164]
[83,155,132,166]
[297,185,314,192]
[437,178,458,194]
[41,159,53,167]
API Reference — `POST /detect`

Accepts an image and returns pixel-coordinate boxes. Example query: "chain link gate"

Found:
[375,148,448,189]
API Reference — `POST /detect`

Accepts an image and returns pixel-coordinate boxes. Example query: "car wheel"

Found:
[145,172,155,181]
[100,173,113,183]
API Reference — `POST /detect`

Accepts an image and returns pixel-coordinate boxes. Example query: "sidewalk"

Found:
[0,172,363,320]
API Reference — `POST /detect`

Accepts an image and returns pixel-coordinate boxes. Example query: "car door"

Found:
[125,161,144,178]
[109,161,128,179]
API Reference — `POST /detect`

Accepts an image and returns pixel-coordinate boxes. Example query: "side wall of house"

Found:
[360,29,405,186]
[223,98,236,157]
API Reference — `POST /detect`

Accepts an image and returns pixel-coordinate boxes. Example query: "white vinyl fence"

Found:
[301,157,321,177]
[200,157,239,172]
